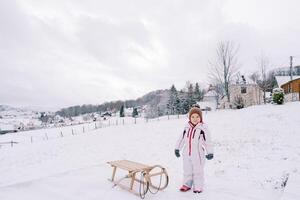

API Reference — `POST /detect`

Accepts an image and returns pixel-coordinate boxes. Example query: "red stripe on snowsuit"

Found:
[188,126,197,156]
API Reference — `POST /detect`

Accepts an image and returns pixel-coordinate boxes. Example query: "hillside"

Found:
[0,102,299,200]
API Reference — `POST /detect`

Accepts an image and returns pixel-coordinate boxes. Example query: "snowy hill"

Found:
[55,89,171,118]
[0,105,14,112]
[136,89,170,107]
[0,102,299,200]
[0,105,42,131]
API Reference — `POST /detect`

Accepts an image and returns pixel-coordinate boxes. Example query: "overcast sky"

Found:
[1,0,300,110]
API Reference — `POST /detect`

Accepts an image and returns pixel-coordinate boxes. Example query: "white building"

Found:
[200,90,218,110]
[228,84,263,108]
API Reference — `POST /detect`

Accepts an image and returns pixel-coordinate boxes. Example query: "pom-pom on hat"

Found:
[189,106,202,122]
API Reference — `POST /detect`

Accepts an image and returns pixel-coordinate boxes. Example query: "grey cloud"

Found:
[1,0,300,109]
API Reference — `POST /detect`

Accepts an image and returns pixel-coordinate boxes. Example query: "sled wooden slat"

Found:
[108,160,152,172]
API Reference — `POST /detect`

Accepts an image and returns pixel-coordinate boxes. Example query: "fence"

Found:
[285,92,300,102]
[0,141,18,148]
[0,114,186,150]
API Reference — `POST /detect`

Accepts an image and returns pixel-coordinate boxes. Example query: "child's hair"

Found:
[189,106,202,122]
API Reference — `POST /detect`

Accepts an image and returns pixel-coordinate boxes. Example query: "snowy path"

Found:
[0,102,299,200]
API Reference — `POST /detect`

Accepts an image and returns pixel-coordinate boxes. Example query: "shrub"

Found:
[272,88,284,104]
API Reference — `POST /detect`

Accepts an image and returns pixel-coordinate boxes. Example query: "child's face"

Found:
[190,113,201,124]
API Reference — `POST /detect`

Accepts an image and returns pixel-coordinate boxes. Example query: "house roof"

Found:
[275,76,300,87]
[230,83,259,87]
[204,90,218,97]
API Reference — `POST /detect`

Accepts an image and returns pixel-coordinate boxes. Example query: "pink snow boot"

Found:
[180,185,191,192]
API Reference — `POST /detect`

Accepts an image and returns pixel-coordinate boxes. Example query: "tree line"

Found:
[55,82,205,118]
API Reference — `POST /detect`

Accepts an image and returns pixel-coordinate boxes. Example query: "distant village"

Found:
[1,65,299,134]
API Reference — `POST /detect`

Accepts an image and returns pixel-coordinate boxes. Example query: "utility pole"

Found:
[290,56,294,100]
[290,56,293,82]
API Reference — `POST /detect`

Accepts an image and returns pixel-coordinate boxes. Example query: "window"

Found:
[241,86,247,94]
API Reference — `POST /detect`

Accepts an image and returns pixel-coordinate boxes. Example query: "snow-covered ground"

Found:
[0,116,179,146]
[0,102,299,200]
[0,107,41,131]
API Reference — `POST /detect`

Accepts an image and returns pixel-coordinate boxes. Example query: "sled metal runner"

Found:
[107,160,169,199]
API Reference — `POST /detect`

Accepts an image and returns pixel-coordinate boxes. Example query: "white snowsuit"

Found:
[175,121,213,190]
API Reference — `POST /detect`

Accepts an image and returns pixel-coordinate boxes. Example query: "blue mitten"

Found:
[175,149,180,158]
[206,153,214,160]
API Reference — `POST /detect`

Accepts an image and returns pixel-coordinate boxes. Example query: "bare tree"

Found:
[258,55,269,104]
[250,54,272,104]
[249,71,259,84]
[209,41,239,102]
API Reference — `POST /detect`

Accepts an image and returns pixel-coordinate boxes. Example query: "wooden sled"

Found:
[107,160,169,199]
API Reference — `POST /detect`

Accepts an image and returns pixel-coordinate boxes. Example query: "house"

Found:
[219,76,263,109]
[229,84,263,108]
[275,75,300,101]
[26,121,36,130]
[101,111,112,120]
[101,111,112,117]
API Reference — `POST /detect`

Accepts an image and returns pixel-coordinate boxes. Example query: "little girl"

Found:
[175,106,214,193]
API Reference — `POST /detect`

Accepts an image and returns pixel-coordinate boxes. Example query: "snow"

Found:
[0,102,300,200]
[281,172,300,200]
[275,76,300,87]
[198,101,217,110]
[0,107,41,131]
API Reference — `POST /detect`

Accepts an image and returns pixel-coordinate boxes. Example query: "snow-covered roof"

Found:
[275,76,300,87]
[204,90,218,97]
[230,83,259,87]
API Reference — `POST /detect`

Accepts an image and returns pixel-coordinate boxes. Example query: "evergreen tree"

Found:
[168,84,181,115]
[39,112,50,123]
[175,97,181,114]
[194,82,202,101]
[188,84,196,109]
[157,106,163,117]
[120,105,125,117]
[132,107,138,117]
[181,98,190,114]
